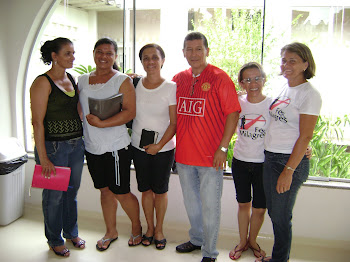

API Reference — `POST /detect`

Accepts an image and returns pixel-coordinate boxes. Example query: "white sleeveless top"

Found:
[78,72,131,155]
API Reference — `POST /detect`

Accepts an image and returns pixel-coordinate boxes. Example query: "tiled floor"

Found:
[0,204,349,262]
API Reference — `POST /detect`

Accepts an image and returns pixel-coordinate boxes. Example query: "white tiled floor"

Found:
[0,204,349,262]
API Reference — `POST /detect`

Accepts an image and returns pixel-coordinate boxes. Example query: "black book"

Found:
[139,128,159,148]
[88,93,123,120]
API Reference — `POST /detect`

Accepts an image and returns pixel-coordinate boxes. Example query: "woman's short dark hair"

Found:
[94,37,119,70]
[183,32,208,49]
[238,62,266,83]
[40,37,73,65]
[281,42,316,79]
[139,43,165,61]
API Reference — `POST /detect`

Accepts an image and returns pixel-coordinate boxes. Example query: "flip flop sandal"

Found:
[49,245,70,257]
[96,237,118,251]
[154,238,167,250]
[128,233,142,246]
[141,235,154,246]
[67,238,86,249]
[249,243,265,258]
[229,244,248,260]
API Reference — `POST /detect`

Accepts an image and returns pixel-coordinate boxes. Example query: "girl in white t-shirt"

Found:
[131,44,177,250]
[257,43,322,262]
[229,62,269,260]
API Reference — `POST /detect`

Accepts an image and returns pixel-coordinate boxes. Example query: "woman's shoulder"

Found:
[163,79,177,88]
[31,74,51,91]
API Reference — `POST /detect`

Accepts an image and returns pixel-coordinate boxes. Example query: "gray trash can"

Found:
[0,137,28,225]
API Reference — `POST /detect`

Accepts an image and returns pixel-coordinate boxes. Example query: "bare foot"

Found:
[96,233,118,250]
[229,243,248,260]
[68,237,86,249]
[248,242,266,258]
[50,245,70,257]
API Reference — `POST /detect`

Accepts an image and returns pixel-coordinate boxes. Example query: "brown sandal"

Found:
[229,244,248,260]
[249,243,265,258]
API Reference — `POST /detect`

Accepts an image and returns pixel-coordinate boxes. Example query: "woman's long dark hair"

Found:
[40,37,73,65]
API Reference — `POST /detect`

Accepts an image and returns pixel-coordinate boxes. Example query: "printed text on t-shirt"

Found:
[177,97,205,117]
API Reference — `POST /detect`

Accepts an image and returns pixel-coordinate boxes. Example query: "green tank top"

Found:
[41,73,83,141]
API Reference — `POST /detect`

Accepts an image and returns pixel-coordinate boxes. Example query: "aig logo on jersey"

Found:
[177,97,205,117]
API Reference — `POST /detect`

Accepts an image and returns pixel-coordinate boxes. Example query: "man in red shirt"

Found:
[173,32,240,262]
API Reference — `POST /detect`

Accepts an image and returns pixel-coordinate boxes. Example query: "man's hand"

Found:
[213,148,227,171]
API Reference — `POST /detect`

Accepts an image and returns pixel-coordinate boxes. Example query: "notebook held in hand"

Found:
[32,164,71,191]
[139,128,159,148]
[88,93,123,120]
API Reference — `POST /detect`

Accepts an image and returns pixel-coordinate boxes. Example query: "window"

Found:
[24,0,350,181]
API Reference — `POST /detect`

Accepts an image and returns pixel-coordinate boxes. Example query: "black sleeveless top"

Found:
[41,73,83,141]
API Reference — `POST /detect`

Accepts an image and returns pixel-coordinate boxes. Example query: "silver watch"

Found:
[220,146,228,153]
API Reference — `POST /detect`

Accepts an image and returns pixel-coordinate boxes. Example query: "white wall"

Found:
[0,0,58,140]
[1,0,350,252]
[23,158,350,250]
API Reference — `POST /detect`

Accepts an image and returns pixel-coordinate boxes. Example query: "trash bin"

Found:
[0,137,28,226]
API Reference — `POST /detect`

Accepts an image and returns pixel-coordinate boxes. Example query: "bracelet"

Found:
[285,166,295,172]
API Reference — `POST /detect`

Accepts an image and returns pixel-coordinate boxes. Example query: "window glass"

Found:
[23,0,350,181]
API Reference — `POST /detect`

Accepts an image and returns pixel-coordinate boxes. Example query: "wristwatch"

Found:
[220,146,228,153]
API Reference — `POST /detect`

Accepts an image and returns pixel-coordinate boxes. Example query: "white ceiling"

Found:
[61,0,123,12]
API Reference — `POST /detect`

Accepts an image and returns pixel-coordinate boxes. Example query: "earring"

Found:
[54,61,57,65]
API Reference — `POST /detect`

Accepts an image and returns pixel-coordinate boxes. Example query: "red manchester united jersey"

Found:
[173,64,241,167]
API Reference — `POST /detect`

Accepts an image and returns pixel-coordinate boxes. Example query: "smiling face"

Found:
[183,39,209,75]
[93,43,117,70]
[52,43,75,69]
[239,67,266,103]
[141,47,164,75]
[280,50,308,86]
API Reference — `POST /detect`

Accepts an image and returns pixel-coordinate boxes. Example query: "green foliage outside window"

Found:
[193,8,350,179]
[310,115,350,179]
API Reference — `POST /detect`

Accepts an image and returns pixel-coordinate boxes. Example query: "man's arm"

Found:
[213,111,239,170]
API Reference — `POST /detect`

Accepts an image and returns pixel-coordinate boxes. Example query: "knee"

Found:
[252,207,266,217]
[100,187,114,199]
[116,192,135,202]
[43,190,63,206]
[238,202,251,212]
[142,190,154,197]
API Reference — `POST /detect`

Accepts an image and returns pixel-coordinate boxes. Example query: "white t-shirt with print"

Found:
[234,95,273,163]
[131,78,177,152]
[265,82,322,154]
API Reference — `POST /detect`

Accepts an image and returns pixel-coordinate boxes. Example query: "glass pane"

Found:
[24,1,125,151]
[263,1,350,180]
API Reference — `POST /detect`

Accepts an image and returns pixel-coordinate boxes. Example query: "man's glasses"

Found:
[241,76,265,84]
[190,76,198,96]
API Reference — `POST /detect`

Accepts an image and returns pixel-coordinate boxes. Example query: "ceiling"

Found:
[61,0,123,11]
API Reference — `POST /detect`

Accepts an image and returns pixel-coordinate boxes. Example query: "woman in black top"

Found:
[30,37,85,257]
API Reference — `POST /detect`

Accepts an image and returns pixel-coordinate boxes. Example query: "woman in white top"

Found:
[131,44,176,250]
[78,38,142,250]
[257,43,322,262]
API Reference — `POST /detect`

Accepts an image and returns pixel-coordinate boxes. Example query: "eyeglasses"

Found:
[190,76,198,96]
[241,76,265,84]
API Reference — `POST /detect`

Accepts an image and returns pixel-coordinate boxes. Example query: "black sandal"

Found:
[67,238,86,249]
[49,245,70,257]
[154,238,167,250]
[141,235,154,246]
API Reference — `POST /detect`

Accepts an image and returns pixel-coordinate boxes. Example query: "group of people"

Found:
[30,31,322,262]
